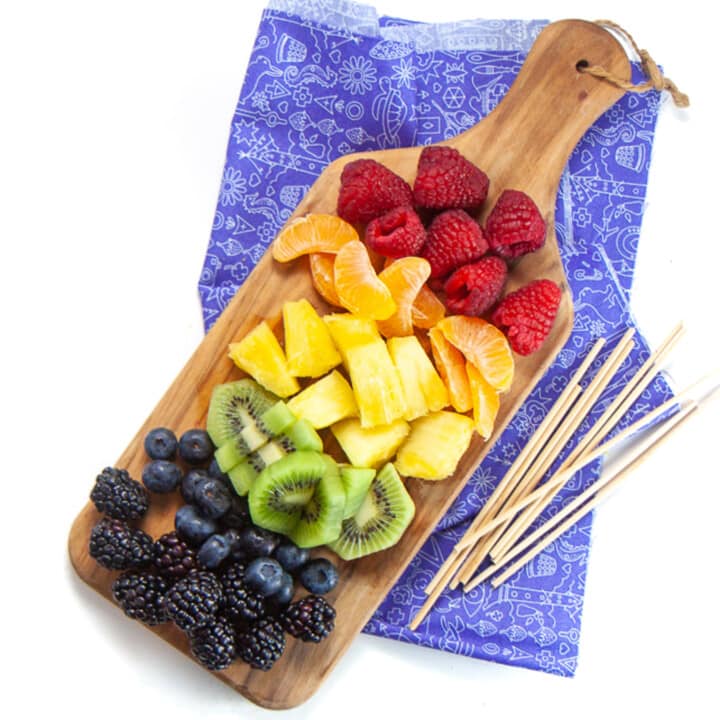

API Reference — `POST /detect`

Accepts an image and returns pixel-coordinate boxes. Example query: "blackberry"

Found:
[164,570,223,632]
[152,531,197,581]
[89,517,153,571]
[188,615,236,671]
[112,570,170,626]
[236,618,286,671]
[90,467,149,521]
[281,595,335,643]
[219,562,266,626]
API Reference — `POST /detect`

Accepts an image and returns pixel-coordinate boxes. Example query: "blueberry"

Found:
[222,494,251,530]
[144,427,177,460]
[270,571,295,607]
[244,557,285,597]
[181,468,211,504]
[197,533,232,569]
[299,558,338,595]
[223,528,243,559]
[178,428,213,465]
[142,460,182,493]
[194,477,232,520]
[273,542,310,573]
[175,504,219,546]
[236,526,281,559]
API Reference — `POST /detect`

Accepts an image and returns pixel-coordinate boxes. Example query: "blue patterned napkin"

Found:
[198,0,673,677]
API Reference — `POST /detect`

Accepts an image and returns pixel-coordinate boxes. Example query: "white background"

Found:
[2,1,719,718]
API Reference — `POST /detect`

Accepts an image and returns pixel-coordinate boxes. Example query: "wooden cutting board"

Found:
[68,19,629,709]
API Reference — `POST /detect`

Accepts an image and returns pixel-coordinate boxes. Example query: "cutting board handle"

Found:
[452,19,630,208]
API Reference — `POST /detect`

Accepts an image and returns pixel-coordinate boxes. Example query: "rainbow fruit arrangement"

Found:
[86,145,562,675]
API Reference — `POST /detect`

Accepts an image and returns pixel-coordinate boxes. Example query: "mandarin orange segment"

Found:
[436,315,514,393]
[428,326,473,413]
[309,252,341,306]
[333,240,397,320]
[272,213,359,262]
[412,285,446,329]
[466,361,500,440]
[377,257,431,337]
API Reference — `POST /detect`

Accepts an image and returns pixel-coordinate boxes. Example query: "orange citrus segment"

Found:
[377,257,431,337]
[428,326,473,413]
[272,214,359,262]
[466,361,500,440]
[436,315,514,393]
[412,285,446,329]
[333,240,397,320]
[309,253,341,306]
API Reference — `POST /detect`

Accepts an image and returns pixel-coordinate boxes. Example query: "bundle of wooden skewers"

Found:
[409,322,718,630]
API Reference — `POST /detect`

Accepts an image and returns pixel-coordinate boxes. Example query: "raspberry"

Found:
[420,209,488,279]
[364,206,426,258]
[444,256,507,316]
[336,159,413,224]
[491,279,562,356]
[485,189,546,259]
[413,146,489,211]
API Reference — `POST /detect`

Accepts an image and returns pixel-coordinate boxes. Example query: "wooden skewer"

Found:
[488,322,685,563]
[467,399,702,589]
[485,402,700,588]
[451,329,636,586]
[421,339,605,597]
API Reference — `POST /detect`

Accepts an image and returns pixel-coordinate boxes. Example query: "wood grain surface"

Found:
[68,19,629,709]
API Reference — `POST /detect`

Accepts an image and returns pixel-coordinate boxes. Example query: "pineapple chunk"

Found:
[395,411,474,481]
[283,299,341,377]
[323,313,381,365]
[466,362,500,440]
[228,321,300,398]
[345,339,407,427]
[387,335,449,421]
[331,417,410,468]
[287,370,358,428]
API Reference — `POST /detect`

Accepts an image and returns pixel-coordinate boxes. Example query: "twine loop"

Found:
[580,20,689,107]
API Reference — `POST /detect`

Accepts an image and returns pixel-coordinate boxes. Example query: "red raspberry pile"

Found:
[335,146,562,356]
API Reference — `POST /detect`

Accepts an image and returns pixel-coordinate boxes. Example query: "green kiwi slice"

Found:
[241,400,296,452]
[339,465,376,519]
[328,463,415,561]
[249,450,330,534]
[206,379,277,450]
[289,455,345,548]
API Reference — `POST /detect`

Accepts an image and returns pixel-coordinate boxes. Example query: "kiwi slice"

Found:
[241,400,296,452]
[249,450,330,534]
[289,455,346,548]
[328,463,415,561]
[206,379,277,451]
[339,465,376,519]
[225,418,325,496]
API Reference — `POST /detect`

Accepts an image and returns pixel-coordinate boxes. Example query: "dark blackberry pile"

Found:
[164,570,223,632]
[219,562,267,626]
[189,615,236,671]
[152,531,197,581]
[236,618,286,671]
[88,424,338,674]
[112,570,170,626]
[89,517,153,570]
[90,467,149,521]
[281,595,336,643]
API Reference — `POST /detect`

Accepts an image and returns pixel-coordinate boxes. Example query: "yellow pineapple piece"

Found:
[387,335,449,421]
[283,298,341,377]
[228,321,300,398]
[331,417,410,468]
[466,362,500,440]
[395,410,474,481]
[287,370,358,429]
[345,340,407,427]
[323,313,380,364]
